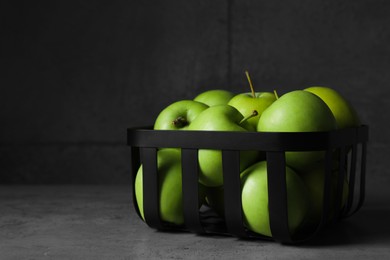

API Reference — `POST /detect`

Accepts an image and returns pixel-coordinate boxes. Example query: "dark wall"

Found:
[1,1,389,189]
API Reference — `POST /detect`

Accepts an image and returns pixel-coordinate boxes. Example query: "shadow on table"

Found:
[302,207,390,247]
[142,204,390,247]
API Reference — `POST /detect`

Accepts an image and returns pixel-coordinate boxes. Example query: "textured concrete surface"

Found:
[1,185,390,259]
[1,1,390,185]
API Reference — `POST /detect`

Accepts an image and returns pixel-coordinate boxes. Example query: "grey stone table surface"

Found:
[1,185,390,260]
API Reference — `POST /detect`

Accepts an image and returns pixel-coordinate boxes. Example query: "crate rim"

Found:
[127,125,368,151]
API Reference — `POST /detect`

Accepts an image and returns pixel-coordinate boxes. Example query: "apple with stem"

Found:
[194,89,234,107]
[241,161,309,237]
[228,71,276,129]
[154,100,208,130]
[187,105,260,187]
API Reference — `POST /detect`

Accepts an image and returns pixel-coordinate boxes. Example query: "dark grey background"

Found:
[1,0,389,196]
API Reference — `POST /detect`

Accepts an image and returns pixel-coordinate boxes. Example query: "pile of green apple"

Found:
[134,73,361,238]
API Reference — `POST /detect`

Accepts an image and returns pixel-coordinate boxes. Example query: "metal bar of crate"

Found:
[322,149,333,226]
[181,148,205,234]
[130,146,142,219]
[267,151,292,243]
[222,150,247,238]
[345,143,358,214]
[352,142,367,216]
[335,146,347,221]
[140,147,164,230]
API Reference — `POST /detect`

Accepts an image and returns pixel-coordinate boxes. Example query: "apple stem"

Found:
[273,90,279,100]
[245,71,256,98]
[172,116,188,128]
[239,110,258,125]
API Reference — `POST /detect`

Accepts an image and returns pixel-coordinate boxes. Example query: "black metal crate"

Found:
[127,125,369,244]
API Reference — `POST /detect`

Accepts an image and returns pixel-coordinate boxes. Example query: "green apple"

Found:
[228,92,276,129]
[187,105,259,187]
[298,161,349,226]
[194,89,235,107]
[135,148,207,225]
[154,100,208,130]
[304,86,360,129]
[241,161,309,237]
[227,71,276,129]
[257,90,337,171]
